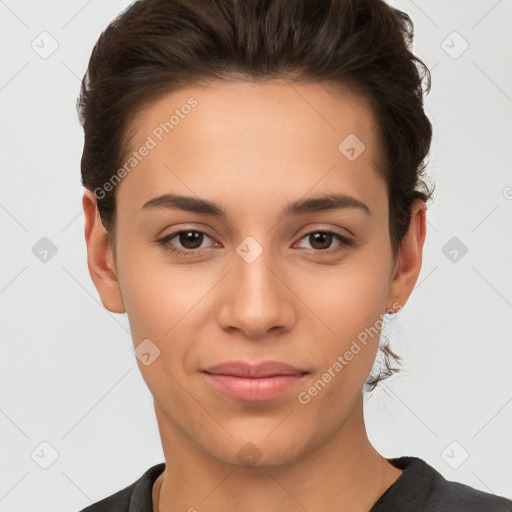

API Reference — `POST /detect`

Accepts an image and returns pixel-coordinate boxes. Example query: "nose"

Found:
[216,245,296,339]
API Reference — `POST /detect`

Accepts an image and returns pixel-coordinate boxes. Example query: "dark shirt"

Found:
[77,456,512,511]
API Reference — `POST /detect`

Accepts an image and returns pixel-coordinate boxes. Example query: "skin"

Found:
[83,79,426,512]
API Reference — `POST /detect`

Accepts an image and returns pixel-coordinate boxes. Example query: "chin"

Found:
[206,432,309,469]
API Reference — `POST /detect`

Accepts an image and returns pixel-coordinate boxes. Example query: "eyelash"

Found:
[156,229,355,257]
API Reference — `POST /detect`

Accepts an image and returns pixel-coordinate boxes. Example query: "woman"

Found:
[76,0,512,510]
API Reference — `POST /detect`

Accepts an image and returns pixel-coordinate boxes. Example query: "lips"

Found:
[202,360,308,378]
[201,361,310,401]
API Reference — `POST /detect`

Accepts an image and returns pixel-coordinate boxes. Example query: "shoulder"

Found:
[427,468,512,512]
[75,463,165,512]
[373,456,512,512]
[77,483,134,512]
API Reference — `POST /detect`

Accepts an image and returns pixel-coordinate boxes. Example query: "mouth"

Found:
[201,360,309,401]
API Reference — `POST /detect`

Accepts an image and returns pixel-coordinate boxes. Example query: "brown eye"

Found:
[177,231,204,249]
[156,229,217,256]
[295,230,354,255]
[308,232,334,250]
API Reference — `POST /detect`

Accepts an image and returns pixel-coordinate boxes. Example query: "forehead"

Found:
[131,78,379,151]
[118,79,386,212]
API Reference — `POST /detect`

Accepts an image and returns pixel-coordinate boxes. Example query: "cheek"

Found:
[300,253,392,392]
[305,255,392,337]
[115,240,222,376]
[115,234,179,341]
[119,263,199,343]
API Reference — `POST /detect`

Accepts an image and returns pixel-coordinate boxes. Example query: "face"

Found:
[85,79,424,468]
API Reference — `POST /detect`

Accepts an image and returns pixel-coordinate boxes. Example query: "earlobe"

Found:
[385,199,427,313]
[82,190,126,314]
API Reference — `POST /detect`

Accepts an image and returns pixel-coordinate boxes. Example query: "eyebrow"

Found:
[141,192,371,218]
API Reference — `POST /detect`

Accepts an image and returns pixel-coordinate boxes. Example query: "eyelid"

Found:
[296,224,354,241]
[297,223,355,240]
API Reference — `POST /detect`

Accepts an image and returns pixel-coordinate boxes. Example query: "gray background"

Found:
[1,0,511,510]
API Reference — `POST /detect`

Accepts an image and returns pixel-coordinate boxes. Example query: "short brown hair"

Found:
[77,0,434,391]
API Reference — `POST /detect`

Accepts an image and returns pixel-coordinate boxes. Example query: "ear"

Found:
[82,189,125,313]
[385,198,427,313]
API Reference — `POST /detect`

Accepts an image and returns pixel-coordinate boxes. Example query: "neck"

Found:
[152,471,164,512]
[153,393,402,512]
